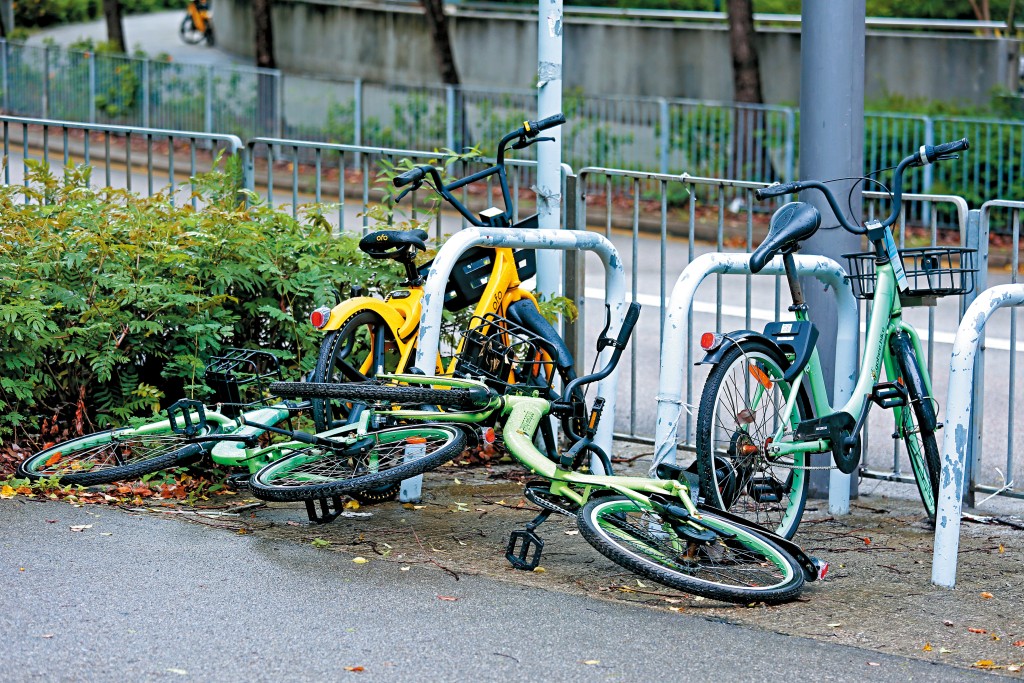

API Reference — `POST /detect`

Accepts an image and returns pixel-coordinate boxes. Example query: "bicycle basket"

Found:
[419,246,537,312]
[450,313,555,395]
[203,348,282,417]
[843,246,977,302]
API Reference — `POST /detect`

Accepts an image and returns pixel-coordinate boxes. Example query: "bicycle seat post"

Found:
[782,251,807,310]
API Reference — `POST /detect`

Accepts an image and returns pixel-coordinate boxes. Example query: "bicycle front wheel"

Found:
[891,333,941,520]
[578,496,804,604]
[695,342,812,539]
[311,311,400,432]
[248,425,465,502]
[179,15,204,44]
[16,425,208,486]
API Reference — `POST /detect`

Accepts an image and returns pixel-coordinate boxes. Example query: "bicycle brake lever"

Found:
[394,185,415,203]
[512,136,555,150]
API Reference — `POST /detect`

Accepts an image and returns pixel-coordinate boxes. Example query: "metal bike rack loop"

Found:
[403,228,627,501]
[651,252,860,514]
[932,284,1024,587]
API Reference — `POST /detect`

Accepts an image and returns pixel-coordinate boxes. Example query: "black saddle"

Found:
[358,229,429,261]
[749,202,821,274]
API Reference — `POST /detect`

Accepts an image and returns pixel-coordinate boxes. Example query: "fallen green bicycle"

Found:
[262,303,827,604]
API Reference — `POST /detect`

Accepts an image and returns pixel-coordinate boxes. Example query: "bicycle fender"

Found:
[696,330,788,368]
[319,297,406,333]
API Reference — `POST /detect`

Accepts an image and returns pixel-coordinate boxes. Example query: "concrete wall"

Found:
[216,0,1019,105]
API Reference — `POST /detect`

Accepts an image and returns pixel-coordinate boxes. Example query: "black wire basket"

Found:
[843,246,977,301]
[450,313,556,395]
[203,348,282,417]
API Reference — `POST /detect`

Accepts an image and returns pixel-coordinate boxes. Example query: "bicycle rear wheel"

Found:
[311,311,399,432]
[577,495,804,604]
[695,342,812,539]
[890,333,941,520]
[16,424,209,486]
[248,425,465,502]
[179,15,204,44]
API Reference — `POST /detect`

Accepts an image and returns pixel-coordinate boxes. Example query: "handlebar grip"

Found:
[615,302,641,348]
[525,113,566,137]
[922,138,970,163]
[754,181,801,200]
[393,166,428,188]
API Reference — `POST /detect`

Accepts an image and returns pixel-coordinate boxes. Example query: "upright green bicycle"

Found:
[692,138,974,539]
[257,303,827,604]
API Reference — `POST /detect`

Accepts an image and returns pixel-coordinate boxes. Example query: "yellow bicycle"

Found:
[180,0,214,46]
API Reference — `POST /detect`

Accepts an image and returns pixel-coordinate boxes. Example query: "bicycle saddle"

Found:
[358,229,429,260]
[749,202,821,274]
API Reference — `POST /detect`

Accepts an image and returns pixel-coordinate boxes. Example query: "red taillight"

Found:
[481,427,496,444]
[310,306,332,329]
[700,332,723,351]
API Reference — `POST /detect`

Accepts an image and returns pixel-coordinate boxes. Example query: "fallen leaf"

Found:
[437,595,459,601]
[867,662,880,667]
[69,524,92,532]
[343,666,364,672]
[636,580,646,588]
[582,660,600,665]
[286,521,304,527]
[0,485,15,499]
[939,648,952,654]
[454,478,462,485]
[39,634,54,639]
[1013,640,1024,647]
[828,623,842,628]
[400,566,410,571]
[1008,665,1021,673]
[972,660,999,670]
[564,529,579,536]
[344,500,360,511]
[694,596,706,602]
[100,532,113,537]
[968,628,987,634]
[663,598,681,604]
[922,643,933,651]
[999,544,1005,554]
[533,567,546,573]
[352,557,369,564]
[943,620,955,627]
[668,606,685,613]
[862,537,871,545]
[981,592,994,599]
[236,529,248,535]
[166,668,188,676]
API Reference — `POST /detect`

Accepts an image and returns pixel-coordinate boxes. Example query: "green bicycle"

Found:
[692,138,974,539]
[259,303,826,604]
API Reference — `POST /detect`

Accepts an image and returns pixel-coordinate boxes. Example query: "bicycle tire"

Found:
[247,424,465,502]
[272,381,477,409]
[179,15,204,44]
[16,425,208,486]
[311,311,398,432]
[695,341,812,539]
[204,18,215,46]
[891,333,941,520]
[577,495,804,604]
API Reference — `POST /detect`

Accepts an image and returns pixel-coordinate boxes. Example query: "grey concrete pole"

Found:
[535,0,564,299]
[799,1,865,504]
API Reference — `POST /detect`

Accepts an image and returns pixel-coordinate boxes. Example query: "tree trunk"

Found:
[726,0,775,181]
[421,0,460,85]
[102,0,126,53]
[253,0,277,136]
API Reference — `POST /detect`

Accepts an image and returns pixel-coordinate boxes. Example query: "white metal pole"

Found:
[535,0,564,299]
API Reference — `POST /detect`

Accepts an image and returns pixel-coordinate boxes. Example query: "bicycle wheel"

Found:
[271,381,478,409]
[16,424,208,486]
[248,425,465,502]
[179,15,204,44]
[578,496,804,604]
[891,333,941,520]
[311,311,399,432]
[695,341,813,540]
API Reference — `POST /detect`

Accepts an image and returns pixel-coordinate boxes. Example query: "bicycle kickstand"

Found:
[505,509,551,571]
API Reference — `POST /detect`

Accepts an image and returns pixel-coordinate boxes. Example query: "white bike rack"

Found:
[651,252,860,514]
[932,284,1024,587]
[403,227,627,501]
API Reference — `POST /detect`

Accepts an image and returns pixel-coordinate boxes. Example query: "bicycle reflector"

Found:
[310,306,332,329]
[700,332,723,351]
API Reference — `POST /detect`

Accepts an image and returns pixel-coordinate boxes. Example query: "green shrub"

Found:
[0,158,399,442]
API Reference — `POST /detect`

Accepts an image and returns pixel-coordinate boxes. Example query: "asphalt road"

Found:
[0,499,990,683]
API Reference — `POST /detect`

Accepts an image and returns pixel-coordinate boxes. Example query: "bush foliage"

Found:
[0,158,399,442]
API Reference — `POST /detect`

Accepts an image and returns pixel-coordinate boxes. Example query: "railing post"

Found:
[353,78,363,167]
[276,71,284,139]
[658,97,670,175]
[962,207,988,507]
[142,59,150,129]
[42,45,49,118]
[563,174,587,376]
[205,64,214,134]
[1,41,8,113]
[445,85,455,151]
[87,52,96,123]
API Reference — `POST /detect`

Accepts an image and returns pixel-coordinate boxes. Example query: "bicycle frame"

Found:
[187,2,210,33]
[766,261,932,460]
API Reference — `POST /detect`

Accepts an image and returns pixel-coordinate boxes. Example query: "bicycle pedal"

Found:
[166,399,208,437]
[305,496,345,524]
[225,472,251,492]
[750,477,782,504]
[506,529,544,571]
[871,382,907,409]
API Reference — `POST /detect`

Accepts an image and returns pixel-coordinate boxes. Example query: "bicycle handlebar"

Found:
[393,166,427,188]
[754,137,969,235]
